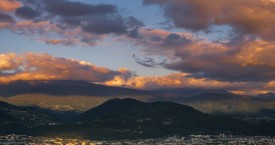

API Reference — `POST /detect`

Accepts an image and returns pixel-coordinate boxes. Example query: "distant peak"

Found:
[105,98,142,103]
[122,98,140,101]
[262,92,275,95]
[201,92,228,95]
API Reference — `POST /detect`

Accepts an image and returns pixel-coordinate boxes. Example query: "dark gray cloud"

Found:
[133,54,166,68]
[165,59,273,82]
[126,16,145,38]
[8,0,145,46]
[128,28,141,38]
[136,61,155,67]
[40,0,143,35]
[0,12,15,23]
[82,15,127,34]
[163,33,192,46]
[17,0,130,35]
[44,0,117,16]
[133,54,153,67]
[143,0,214,32]
[127,16,145,28]
[135,57,156,67]
[16,6,40,19]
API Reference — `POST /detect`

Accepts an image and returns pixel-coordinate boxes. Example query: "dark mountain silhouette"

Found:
[79,98,203,121]
[67,98,252,139]
[153,88,229,98]
[1,99,275,139]
[257,93,275,100]
[0,80,154,97]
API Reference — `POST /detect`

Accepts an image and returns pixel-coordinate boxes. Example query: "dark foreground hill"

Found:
[73,98,252,139]
[1,99,275,140]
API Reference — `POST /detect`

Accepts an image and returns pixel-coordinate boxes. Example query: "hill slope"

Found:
[66,98,252,139]
[178,92,275,114]
[0,101,78,134]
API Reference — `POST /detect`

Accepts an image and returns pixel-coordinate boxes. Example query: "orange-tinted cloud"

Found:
[129,28,275,82]
[144,0,275,40]
[104,73,246,90]
[1,52,274,95]
[44,38,81,46]
[0,53,132,83]
[0,20,106,46]
[0,53,22,70]
[0,0,21,12]
[104,72,275,95]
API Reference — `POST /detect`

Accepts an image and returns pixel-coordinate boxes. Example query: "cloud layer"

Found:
[0,53,132,83]
[1,52,275,95]
[0,0,144,46]
[1,0,275,95]
[144,0,275,40]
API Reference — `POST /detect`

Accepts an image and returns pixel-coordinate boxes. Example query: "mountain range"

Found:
[178,92,275,114]
[1,80,275,114]
[0,80,158,111]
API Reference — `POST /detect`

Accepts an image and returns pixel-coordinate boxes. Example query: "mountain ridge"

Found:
[0,80,155,97]
[1,80,275,114]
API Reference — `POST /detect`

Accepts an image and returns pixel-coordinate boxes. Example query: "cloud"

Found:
[0,0,21,12]
[127,16,145,28]
[43,38,81,46]
[1,52,275,95]
[43,0,117,16]
[1,0,275,95]
[0,53,133,83]
[0,20,107,46]
[126,28,275,82]
[0,0,144,46]
[81,15,127,34]
[144,0,275,40]
[104,71,275,96]
[164,40,275,82]
[0,53,22,70]
[0,12,15,23]
[104,72,255,91]
[136,60,156,68]
[133,54,158,67]
[15,6,40,19]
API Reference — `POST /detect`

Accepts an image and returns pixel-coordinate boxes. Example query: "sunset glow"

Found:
[1,0,275,95]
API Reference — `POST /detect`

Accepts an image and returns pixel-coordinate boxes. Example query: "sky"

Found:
[1,0,275,95]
